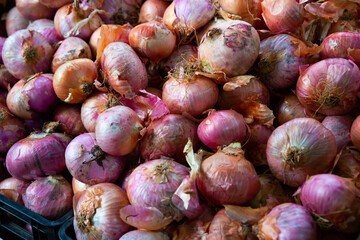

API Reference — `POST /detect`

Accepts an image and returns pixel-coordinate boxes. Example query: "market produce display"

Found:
[0,0,360,239]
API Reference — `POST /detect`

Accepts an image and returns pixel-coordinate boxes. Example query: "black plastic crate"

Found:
[58,218,75,240]
[0,194,73,240]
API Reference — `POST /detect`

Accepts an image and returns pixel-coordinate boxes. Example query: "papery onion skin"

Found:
[6,132,71,181]
[100,0,143,25]
[322,115,353,152]
[333,148,360,185]
[0,177,29,205]
[53,104,87,136]
[23,175,72,220]
[74,183,131,240]
[16,0,56,20]
[72,177,89,196]
[161,44,198,74]
[0,65,19,89]
[6,7,30,36]
[139,0,169,23]
[350,116,360,151]
[27,19,63,46]
[266,118,337,187]
[257,203,317,240]
[2,30,53,79]
[296,58,360,116]
[298,174,360,233]
[39,0,73,8]
[120,230,170,240]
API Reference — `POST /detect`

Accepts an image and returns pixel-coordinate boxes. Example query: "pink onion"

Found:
[6,73,58,120]
[333,148,360,186]
[350,115,360,151]
[120,230,169,240]
[257,203,317,240]
[39,0,73,8]
[322,115,354,152]
[296,58,360,115]
[5,7,30,36]
[53,104,86,136]
[89,27,101,56]
[100,0,143,25]
[0,65,19,89]
[27,19,63,46]
[139,0,169,23]
[0,177,29,205]
[297,174,360,233]
[267,118,337,187]
[23,175,72,220]
[6,131,71,181]
[101,42,148,96]
[16,0,56,20]
[161,44,197,74]
[2,30,52,79]
[0,37,5,64]
[65,133,125,185]
[74,183,131,239]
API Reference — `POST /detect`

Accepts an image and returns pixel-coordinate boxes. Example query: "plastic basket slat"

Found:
[58,218,75,240]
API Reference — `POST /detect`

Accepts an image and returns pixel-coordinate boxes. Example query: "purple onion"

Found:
[100,0,144,25]
[6,132,71,181]
[120,230,170,240]
[27,19,63,46]
[161,44,198,74]
[2,30,52,79]
[6,7,30,36]
[0,37,5,64]
[0,177,30,205]
[0,158,10,182]
[24,117,50,134]
[23,175,72,220]
[0,65,19,89]
[322,115,354,152]
[333,148,360,184]
[53,104,86,137]
[6,73,58,120]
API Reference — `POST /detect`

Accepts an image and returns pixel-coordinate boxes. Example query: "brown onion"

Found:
[53,104,87,136]
[139,0,169,23]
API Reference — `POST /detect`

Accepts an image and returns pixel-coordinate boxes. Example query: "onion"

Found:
[6,131,71,181]
[52,37,92,73]
[145,87,162,98]
[24,117,50,134]
[95,106,143,156]
[197,143,260,206]
[101,42,148,97]
[89,27,101,57]
[297,174,360,233]
[2,30,52,79]
[53,58,97,104]
[53,104,86,136]
[139,0,169,23]
[198,20,260,79]
[27,19,63,46]
[0,103,26,154]
[0,37,5,64]
[65,133,125,185]
[333,148,360,186]
[0,158,8,182]
[296,58,360,116]
[100,0,143,25]
[0,89,6,105]
[16,0,56,20]
[23,175,72,220]
[120,230,170,240]
[39,0,73,8]
[129,21,177,63]
[5,7,30,36]
[257,203,317,240]
[6,73,58,120]
[161,44,197,74]
[322,115,353,152]
[74,183,131,239]
[0,65,19,89]
[72,177,89,195]
[267,118,337,187]
[261,0,303,33]
[350,115,360,151]
[0,177,29,205]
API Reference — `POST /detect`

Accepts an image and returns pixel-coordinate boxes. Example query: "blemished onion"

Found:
[296,58,360,116]
[333,147,360,185]
[197,110,247,151]
[39,0,72,8]
[53,104,86,136]
[27,19,63,46]
[23,175,72,220]
[72,177,89,195]
[0,177,29,205]
[16,0,56,20]
[0,65,19,89]
[100,0,143,25]
[320,32,360,65]
[65,133,125,185]
[95,106,143,156]
[261,0,303,34]
[139,0,169,23]
[161,44,198,74]
[2,30,53,79]
[101,42,148,97]
[6,73,58,120]
[5,131,71,181]
[0,103,26,154]
[257,203,317,240]
[322,115,353,152]
[53,58,97,104]
[198,20,260,79]
[267,118,337,187]
[350,116,360,151]
[5,7,30,36]
[297,174,360,233]
[197,143,260,206]
[74,183,131,240]
[129,21,177,63]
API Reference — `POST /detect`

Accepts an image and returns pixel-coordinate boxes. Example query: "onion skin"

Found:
[0,65,19,89]
[139,0,169,23]
[161,44,198,74]
[2,30,53,79]
[350,116,360,151]
[72,177,89,195]
[296,58,360,116]
[100,0,143,25]
[257,203,317,240]
[333,148,360,185]
[6,132,71,181]
[0,177,29,205]
[322,115,353,152]
[297,174,360,233]
[39,0,73,8]
[266,118,337,187]
[6,7,30,36]
[16,0,56,20]
[27,19,63,46]
[23,175,73,220]
[53,104,87,136]
[120,230,170,240]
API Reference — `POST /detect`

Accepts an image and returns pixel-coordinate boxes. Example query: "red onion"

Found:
[74,183,131,239]
[6,131,71,181]
[296,58,360,116]
[24,117,50,134]
[101,42,148,97]
[23,175,72,220]
[95,106,143,156]
[27,19,63,46]
[140,114,199,162]
[145,87,162,98]
[0,37,5,64]
[267,118,337,187]
[257,203,317,240]
[65,133,125,185]
[0,177,29,205]
[0,158,8,182]
[139,0,169,23]
[6,73,58,120]
[53,104,86,136]
[198,20,260,79]
[100,0,143,25]
[89,27,101,56]
[16,0,56,20]
[0,103,26,154]
[5,7,30,36]
[0,65,19,89]
[39,0,73,8]
[120,230,169,240]
[161,44,197,74]
[297,174,360,233]
[322,115,354,152]
[351,116,360,151]
[2,30,52,79]
[333,148,360,186]
[197,143,260,206]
